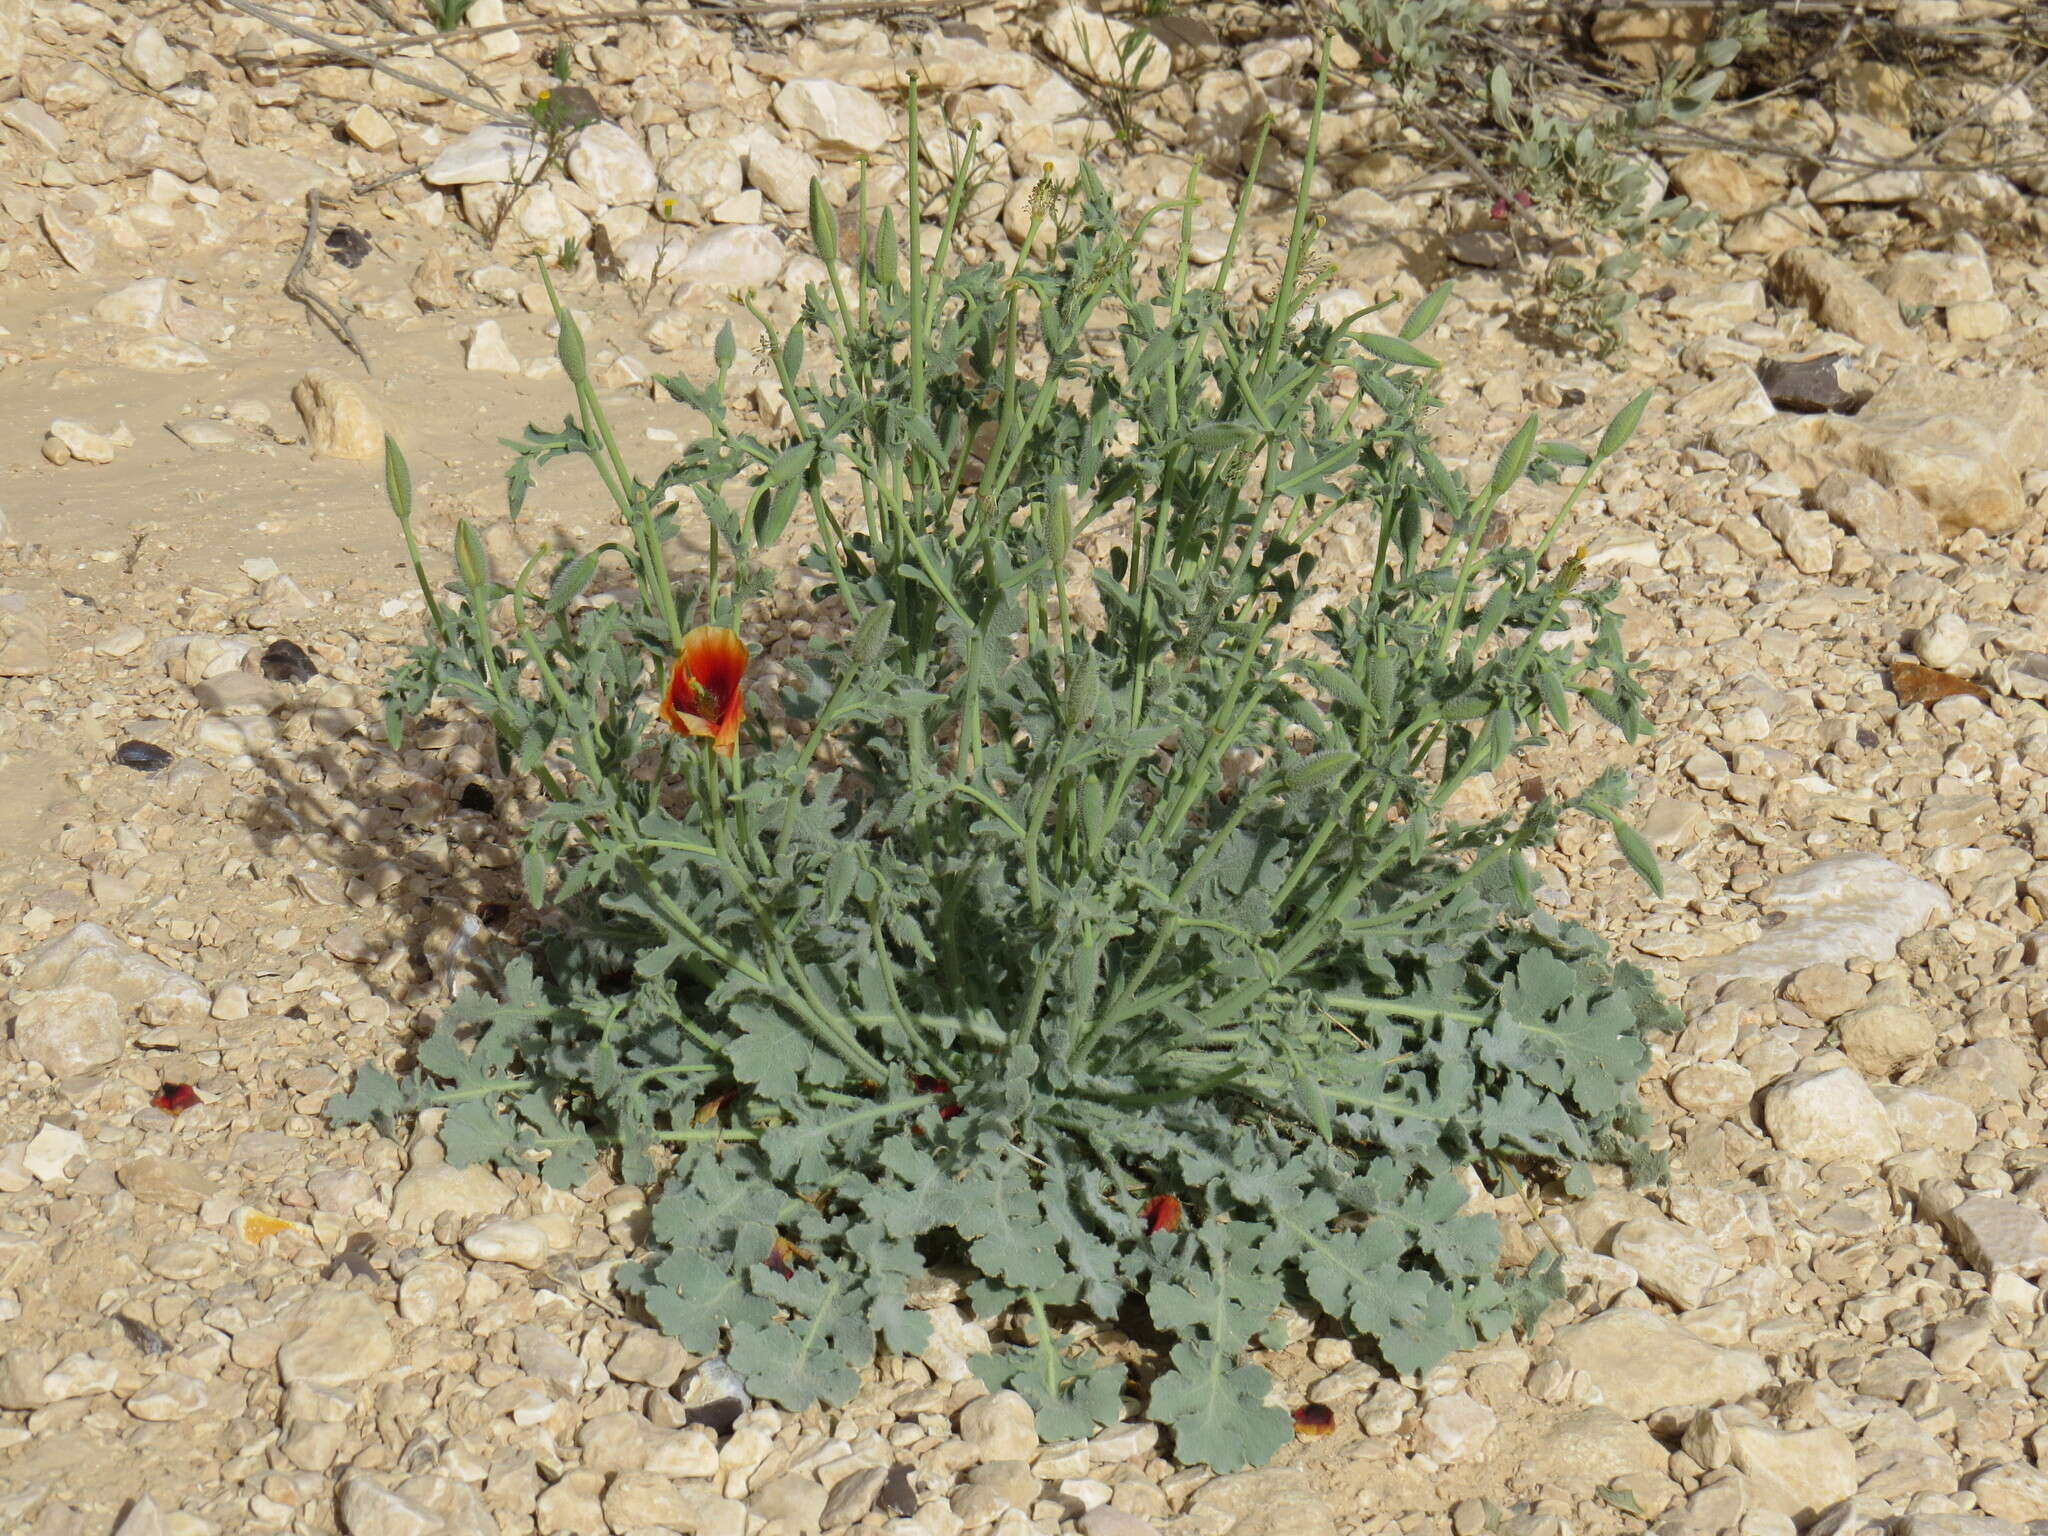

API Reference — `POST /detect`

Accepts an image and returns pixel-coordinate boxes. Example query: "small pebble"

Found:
[113,740,174,772]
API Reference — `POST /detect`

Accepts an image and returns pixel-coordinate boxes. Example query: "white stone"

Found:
[1692,853,1949,990]
[1940,1195,2048,1278]
[1764,1066,1902,1164]
[116,336,210,373]
[22,1122,87,1183]
[344,105,397,153]
[1729,1424,1858,1520]
[276,1290,396,1388]
[466,320,520,374]
[292,370,384,461]
[1914,613,1972,669]
[1543,1309,1771,1420]
[1041,7,1171,91]
[1416,1392,1496,1463]
[743,134,822,212]
[1873,1084,1976,1153]
[126,1372,208,1421]
[44,419,123,465]
[670,226,786,290]
[17,922,206,1015]
[391,1160,512,1230]
[462,1216,550,1268]
[423,124,546,186]
[41,1352,117,1401]
[1947,300,2010,341]
[10,985,123,1076]
[773,79,893,155]
[92,277,170,329]
[121,25,186,92]
[960,1390,1040,1462]
[337,1475,441,1536]
[1608,1216,1727,1310]
[568,121,656,207]
[1882,236,1996,307]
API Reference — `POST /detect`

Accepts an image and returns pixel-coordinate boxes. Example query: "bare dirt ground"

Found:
[6,2,2048,1535]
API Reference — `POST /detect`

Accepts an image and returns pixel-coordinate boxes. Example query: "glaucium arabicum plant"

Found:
[336,56,1674,1470]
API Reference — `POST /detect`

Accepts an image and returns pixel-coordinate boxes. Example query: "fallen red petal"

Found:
[152,1083,199,1115]
[1294,1404,1336,1437]
[1141,1194,1183,1235]
[765,1235,803,1278]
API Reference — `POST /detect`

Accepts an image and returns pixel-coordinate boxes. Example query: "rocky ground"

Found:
[5,1,2048,1534]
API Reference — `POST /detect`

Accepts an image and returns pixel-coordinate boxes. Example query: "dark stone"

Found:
[324,225,372,269]
[877,1464,918,1518]
[259,638,318,684]
[685,1397,745,1438]
[458,783,496,815]
[1757,353,1856,414]
[113,740,174,772]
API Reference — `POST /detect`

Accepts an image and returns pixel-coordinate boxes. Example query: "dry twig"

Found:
[214,0,528,124]
[284,190,373,375]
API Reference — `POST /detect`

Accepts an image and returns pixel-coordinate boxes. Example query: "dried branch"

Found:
[284,190,373,374]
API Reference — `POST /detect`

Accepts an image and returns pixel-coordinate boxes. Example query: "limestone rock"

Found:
[17,922,208,1017]
[742,133,823,212]
[1590,2,1716,72]
[201,136,345,204]
[1808,113,1924,204]
[1764,1067,1902,1164]
[276,1289,396,1387]
[93,277,171,329]
[337,1475,440,1536]
[1970,1464,2048,1521]
[116,336,209,374]
[121,25,186,92]
[466,320,520,374]
[1729,1423,1858,1521]
[1608,1216,1726,1309]
[1837,1003,1935,1076]
[1668,150,1770,220]
[1188,1469,1337,1536]
[1769,247,1925,358]
[1675,369,1774,430]
[23,1122,87,1183]
[568,121,656,207]
[669,226,786,290]
[461,1216,549,1268]
[1542,1309,1771,1419]
[391,1160,512,1230]
[1041,8,1171,91]
[960,1390,1039,1462]
[423,124,546,186]
[1947,300,2010,342]
[43,419,129,465]
[1919,1039,2033,1113]
[292,370,385,461]
[1416,1393,1496,1463]
[1527,1409,1671,1487]
[1883,235,1996,307]
[0,0,29,88]
[1938,1195,2048,1278]
[1692,854,1949,991]
[9,985,123,1076]
[1873,1084,1976,1153]
[773,79,893,155]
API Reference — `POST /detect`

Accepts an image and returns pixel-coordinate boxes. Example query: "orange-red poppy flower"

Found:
[1293,1404,1336,1438]
[660,625,748,756]
[1141,1194,1183,1235]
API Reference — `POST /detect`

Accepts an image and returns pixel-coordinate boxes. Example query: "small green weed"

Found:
[338,58,1671,1469]
[424,0,477,31]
